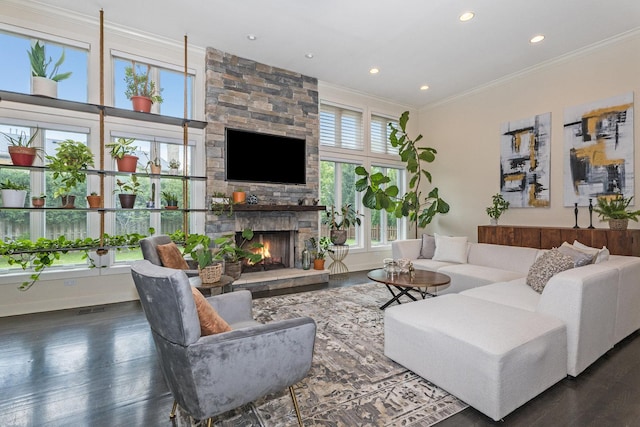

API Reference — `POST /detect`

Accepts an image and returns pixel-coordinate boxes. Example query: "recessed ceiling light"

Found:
[369,68,380,74]
[420,85,430,91]
[305,53,314,59]
[459,11,475,22]
[530,34,545,44]
[247,34,257,41]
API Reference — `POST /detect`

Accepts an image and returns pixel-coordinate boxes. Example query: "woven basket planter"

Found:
[199,263,223,284]
[608,218,629,230]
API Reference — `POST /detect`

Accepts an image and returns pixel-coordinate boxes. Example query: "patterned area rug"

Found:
[177,283,468,426]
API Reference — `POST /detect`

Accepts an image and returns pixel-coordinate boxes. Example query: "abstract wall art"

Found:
[563,92,634,206]
[499,112,551,208]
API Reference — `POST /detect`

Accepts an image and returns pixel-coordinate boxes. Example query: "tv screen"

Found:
[225,128,306,185]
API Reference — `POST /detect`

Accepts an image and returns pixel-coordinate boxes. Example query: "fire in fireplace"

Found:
[237,230,294,273]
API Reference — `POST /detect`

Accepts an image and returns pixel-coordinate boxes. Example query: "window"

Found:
[371,114,399,155]
[370,165,404,246]
[320,104,363,150]
[320,160,362,246]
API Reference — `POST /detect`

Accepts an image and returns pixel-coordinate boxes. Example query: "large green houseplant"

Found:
[212,228,264,279]
[593,194,640,230]
[355,111,449,236]
[45,139,95,207]
[324,203,362,245]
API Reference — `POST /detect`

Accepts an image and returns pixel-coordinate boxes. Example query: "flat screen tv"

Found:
[225,128,306,185]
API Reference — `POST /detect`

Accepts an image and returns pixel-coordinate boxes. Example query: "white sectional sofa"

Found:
[385,237,640,421]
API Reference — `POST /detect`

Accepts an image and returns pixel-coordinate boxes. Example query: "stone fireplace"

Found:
[238,230,294,272]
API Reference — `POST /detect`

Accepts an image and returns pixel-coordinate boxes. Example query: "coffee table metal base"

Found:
[367,268,451,310]
[380,284,435,309]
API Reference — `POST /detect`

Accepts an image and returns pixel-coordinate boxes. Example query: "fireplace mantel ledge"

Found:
[232,204,326,212]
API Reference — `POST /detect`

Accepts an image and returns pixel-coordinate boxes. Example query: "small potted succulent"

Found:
[486,193,510,225]
[124,63,163,113]
[106,137,138,172]
[593,194,640,230]
[86,191,102,209]
[27,40,72,98]
[162,191,179,209]
[168,159,180,175]
[2,127,42,166]
[31,193,46,208]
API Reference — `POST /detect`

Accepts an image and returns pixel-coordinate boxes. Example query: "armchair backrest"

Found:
[130,260,200,346]
[140,235,173,267]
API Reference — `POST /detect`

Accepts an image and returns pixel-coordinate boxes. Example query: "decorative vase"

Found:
[87,195,102,208]
[313,259,325,270]
[301,248,310,270]
[131,96,152,113]
[1,189,27,208]
[490,218,498,226]
[224,260,243,280]
[116,155,139,172]
[608,218,628,231]
[60,195,76,208]
[330,229,347,245]
[118,194,137,209]
[31,76,57,98]
[8,146,37,166]
[31,197,45,208]
[232,191,246,204]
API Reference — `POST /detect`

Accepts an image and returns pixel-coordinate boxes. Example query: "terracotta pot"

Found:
[118,194,137,209]
[131,96,152,113]
[116,155,139,172]
[164,205,178,210]
[313,259,325,270]
[60,195,76,208]
[86,195,102,209]
[232,191,246,204]
[150,164,161,174]
[31,76,57,98]
[8,146,37,166]
[31,197,46,208]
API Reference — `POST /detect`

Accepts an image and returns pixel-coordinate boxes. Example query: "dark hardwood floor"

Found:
[2,271,640,426]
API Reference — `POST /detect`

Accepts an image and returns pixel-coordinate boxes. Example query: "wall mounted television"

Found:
[225,128,306,185]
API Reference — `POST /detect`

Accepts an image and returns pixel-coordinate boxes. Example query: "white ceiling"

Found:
[29,0,640,108]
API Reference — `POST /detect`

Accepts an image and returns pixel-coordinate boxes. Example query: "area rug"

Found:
[177,283,468,426]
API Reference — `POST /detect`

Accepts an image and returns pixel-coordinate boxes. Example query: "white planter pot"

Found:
[1,189,27,208]
[31,76,58,98]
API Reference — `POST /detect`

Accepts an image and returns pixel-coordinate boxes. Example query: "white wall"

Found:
[419,31,640,241]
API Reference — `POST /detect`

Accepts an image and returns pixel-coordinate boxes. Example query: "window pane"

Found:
[370,165,402,245]
[319,160,361,246]
[320,104,363,150]
[371,115,398,154]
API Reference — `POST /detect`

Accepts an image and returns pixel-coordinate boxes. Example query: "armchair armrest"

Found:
[206,290,253,324]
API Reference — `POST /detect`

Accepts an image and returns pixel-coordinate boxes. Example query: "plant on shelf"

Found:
[168,158,180,174]
[124,63,163,112]
[355,111,449,237]
[213,228,264,279]
[106,137,138,172]
[31,193,46,208]
[27,41,72,97]
[593,193,640,230]
[146,156,162,174]
[485,193,510,225]
[86,191,102,209]
[210,192,233,216]
[45,139,95,208]
[162,190,179,209]
[0,179,29,208]
[114,175,140,209]
[2,126,42,166]
[324,203,363,245]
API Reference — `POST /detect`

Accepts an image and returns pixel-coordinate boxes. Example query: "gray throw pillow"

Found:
[526,248,574,293]
[557,242,595,267]
[418,234,436,259]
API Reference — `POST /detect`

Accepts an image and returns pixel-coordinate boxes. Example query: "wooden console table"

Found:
[478,225,640,257]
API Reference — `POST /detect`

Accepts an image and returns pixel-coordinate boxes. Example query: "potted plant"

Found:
[31,193,46,208]
[168,159,180,175]
[86,191,102,209]
[324,203,362,245]
[106,137,138,172]
[212,228,264,279]
[2,127,42,166]
[45,139,95,208]
[27,40,72,98]
[114,175,140,209]
[147,156,162,174]
[308,236,331,270]
[486,193,510,225]
[210,192,233,216]
[593,194,640,230]
[124,63,163,113]
[162,191,179,209]
[232,188,246,204]
[0,179,28,208]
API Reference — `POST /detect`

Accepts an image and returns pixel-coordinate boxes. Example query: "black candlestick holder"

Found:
[588,199,595,229]
[573,203,580,228]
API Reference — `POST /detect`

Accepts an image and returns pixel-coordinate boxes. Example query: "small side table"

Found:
[328,244,349,277]
[196,275,234,296]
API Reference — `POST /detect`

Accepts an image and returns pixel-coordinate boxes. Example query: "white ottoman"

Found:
[384,294,567,421]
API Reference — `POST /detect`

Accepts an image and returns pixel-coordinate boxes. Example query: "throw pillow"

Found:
[573,240,610,263]
[432,234,468,264]
[557,242,595,267]
[418,234,436,259]
[156,242,190,270]
[526,248,574,293]
[190,287,232,336]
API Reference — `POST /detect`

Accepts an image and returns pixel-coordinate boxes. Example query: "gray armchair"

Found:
[139,234,202,287]
[130,260,316,426]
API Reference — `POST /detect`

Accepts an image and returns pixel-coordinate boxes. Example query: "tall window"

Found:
[320,160,362,246]
[320,104,363,150]
[370,165,404,246]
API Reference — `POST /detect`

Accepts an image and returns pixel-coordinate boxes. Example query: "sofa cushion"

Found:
[460,278,540,312]
[526,249,574,293]
[412,258,458,272]
[433,234,468,263]
[418,234,436,259]
[437,264,525,294]
[467,243,542,274]
[557,242,595,267]
[573,240,610,263]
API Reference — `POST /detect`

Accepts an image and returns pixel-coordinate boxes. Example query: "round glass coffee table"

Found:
[367,268,451,309]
